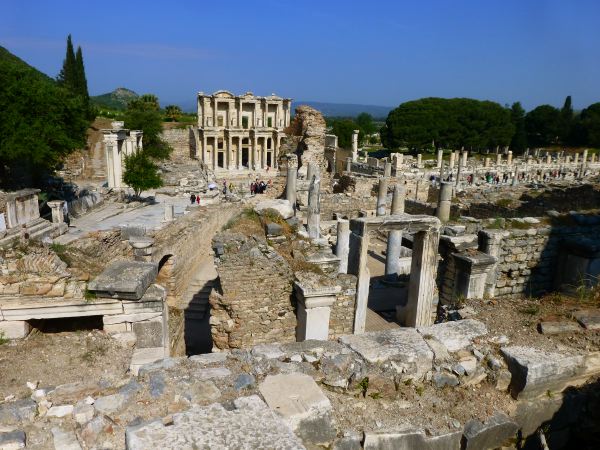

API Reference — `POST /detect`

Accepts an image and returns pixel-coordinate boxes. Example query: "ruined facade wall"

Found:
[210,233,296,349]
[160,127,196,162]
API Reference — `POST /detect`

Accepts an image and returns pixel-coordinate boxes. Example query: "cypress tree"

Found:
[560,95,574,144]
[57,34,76,91]
[75,46,89,100]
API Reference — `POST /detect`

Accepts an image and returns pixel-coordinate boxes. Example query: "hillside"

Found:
[91,87,139,110]
[0,45,53,81]
[294,100,393,119]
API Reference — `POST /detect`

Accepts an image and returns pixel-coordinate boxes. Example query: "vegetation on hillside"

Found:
[0,39,91,188]
[381,96,600,153]
[91,87,139,110]
[326,112,380,148]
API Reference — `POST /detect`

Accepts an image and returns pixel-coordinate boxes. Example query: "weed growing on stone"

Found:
[84,289,97,302]
[0,331,8,346]
[50,242,71,266]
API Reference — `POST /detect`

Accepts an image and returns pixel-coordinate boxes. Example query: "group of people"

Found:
[189,193,201,205]
[250,179,271,195]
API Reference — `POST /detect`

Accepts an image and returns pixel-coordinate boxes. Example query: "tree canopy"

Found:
[381,98,514,151]
[524,105,561,147]
[0,44,89,188]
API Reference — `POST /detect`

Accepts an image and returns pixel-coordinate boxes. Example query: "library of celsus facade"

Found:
[195,90,292,172]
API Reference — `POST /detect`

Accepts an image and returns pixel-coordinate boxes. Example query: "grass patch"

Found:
[84,289,97,302]
[495,198,513,208]
[50,242,72,266]
[519,305,540,315]
[0,332,8,345]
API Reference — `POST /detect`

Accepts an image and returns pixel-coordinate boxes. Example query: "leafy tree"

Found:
[525,105,561,147]
[164,104,182,122]
[578,103,600,148]
[382,98,514,151]
[510,102,528,153]
[123,94,171,160]
[122,152,162,197]
[328,119,358,149]
[0,62,88,187]
[356,112,376,136]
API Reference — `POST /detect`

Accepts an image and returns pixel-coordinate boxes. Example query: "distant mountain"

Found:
[91,88,139,110]
[294,101,394,119]
[0,45,53,81]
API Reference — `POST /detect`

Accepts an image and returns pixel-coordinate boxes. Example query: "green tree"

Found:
[525,105,561,147]
[578,103,600,147]
[164,104,182,122]
[559,95,574,144]
[122,152,163,197]
[123,94,171,160]
[356,112,376,136]
[0,63,88,187]
[510,102,528,153]
[57,35,77,92]
[328,118,358,149]
[382,97,514,151]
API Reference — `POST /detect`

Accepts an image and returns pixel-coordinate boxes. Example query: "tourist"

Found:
[223,180,227,194]
[250,182,255,195]
[196,194,200,205]
[190,193,196,205]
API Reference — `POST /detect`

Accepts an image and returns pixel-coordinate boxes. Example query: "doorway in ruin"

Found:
[348,215,440,333]
[266,152,272,168]
[217,152,224,168]
[241,138,249,168]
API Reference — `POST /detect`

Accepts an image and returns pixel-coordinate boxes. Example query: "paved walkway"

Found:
[56,193,193,244]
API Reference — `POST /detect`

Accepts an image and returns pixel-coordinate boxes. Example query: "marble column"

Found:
[507,151,513,165]
[436,149,443,168]
[546,153,551,164]
[384,185,406,280]
[307,162,318,182]
[436,181,452,222]
[164,204,174,221]
[351,130,359,161]
[383,161,392,178]
[417,153,423,168]
[307,175,321,239]
[346,157,352,173]
[286,155,298,208]
[449,151,455,170]
[484,157,491,168]
[461,151,468,168]
[574,153,579,164]
[405,229,440,327]
[335,219,350,274]
[496,153,502,166]
[376,177,389,216]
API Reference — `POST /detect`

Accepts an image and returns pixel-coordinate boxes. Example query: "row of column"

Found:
[200,99,290,129]
[200,135,281,171]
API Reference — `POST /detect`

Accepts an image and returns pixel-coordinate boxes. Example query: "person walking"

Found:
[196,194,200,205]
[190,193,196,205]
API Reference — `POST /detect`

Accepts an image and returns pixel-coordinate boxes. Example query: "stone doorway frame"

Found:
[348,214,441,333]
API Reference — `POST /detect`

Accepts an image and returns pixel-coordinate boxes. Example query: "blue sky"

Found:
[1,0,599,110]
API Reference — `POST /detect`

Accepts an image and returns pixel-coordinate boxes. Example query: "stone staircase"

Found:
[0,218,67,249]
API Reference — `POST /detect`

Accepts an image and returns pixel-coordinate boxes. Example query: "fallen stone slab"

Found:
[188,352,228,365]
[251,343,285,360]
[94,393,127,416]
[572,310,600,330]
[500,346,585,399]
[254,199,294,220]
[125,396,304,449]
[462,412,518,450]
[0,430,26,449]
[363,429,462,450]
[195,367,232,381]
[259,373,335,446]
[538,321,582,335]
[339,328,433,379]
[0,399,36,424]
[130,347,166,376]
[417,319,487,353]
[0,321,31,339]
[47,404,74,418]
[51,427,82,450]
[88,261,158,300]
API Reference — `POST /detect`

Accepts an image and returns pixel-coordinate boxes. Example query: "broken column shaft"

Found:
[436,181,452,222]
[335,219,350,274]
[385,185,406,280]
[307,175,321,239]
[376,176,389,216]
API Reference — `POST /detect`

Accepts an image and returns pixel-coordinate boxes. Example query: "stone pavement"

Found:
[56,193,193,244]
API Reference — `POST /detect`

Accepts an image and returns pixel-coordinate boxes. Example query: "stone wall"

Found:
[152,205,237,305]
[494,223,600,297]
[160,127,196,162]
[329,274,357,338]
[210,232,296,349]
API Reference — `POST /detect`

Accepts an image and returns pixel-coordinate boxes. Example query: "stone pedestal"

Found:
[453,252,497,300]
[376,177,388,216]
[436,182,452,222]
[0,320,31,339]
[335,219,350,274]
[164,204,174,222]
[5,189,41,229]
[47,200,65,224]
[294,282,340,341]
